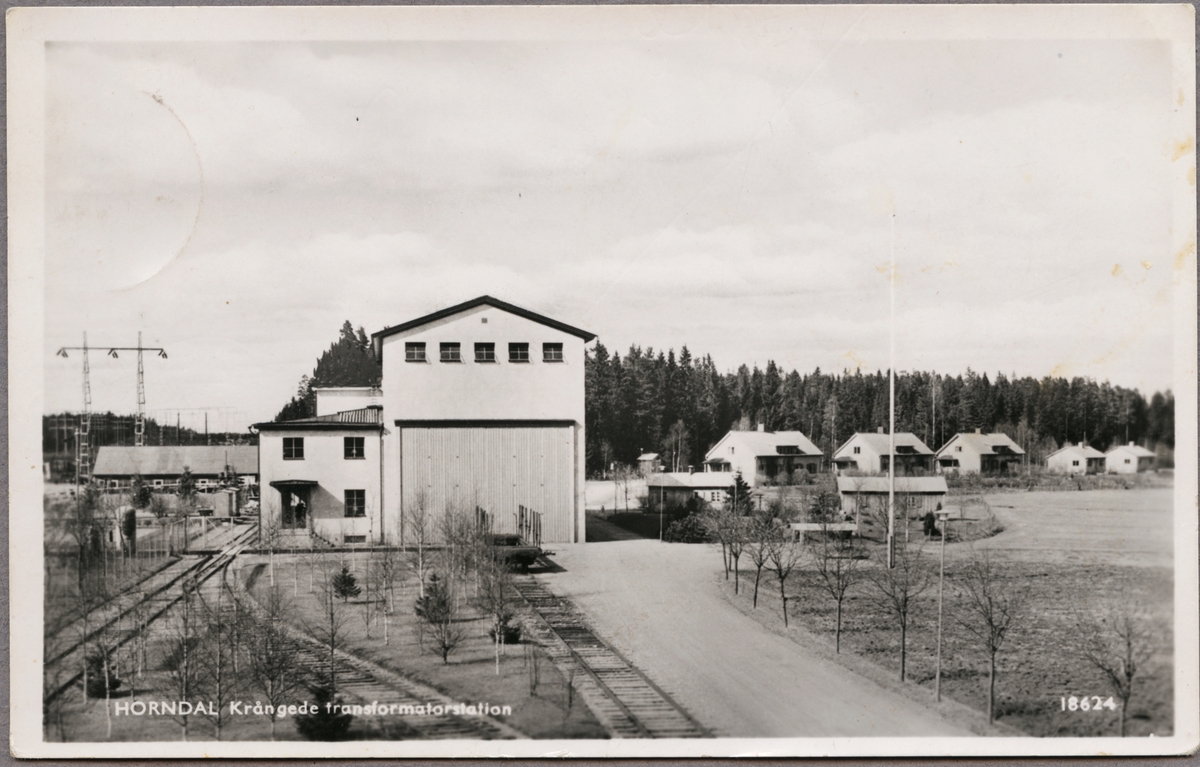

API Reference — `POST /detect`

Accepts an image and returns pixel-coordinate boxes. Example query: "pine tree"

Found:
[331,566,361,602]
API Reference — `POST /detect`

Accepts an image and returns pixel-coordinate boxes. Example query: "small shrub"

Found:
[489,624,522,644]
[332,566,361,601]
[85,648,121,698]
[663,513,711,543]
[294,683,353,741]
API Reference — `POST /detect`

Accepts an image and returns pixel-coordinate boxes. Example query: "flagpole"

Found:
[888,211,896,569]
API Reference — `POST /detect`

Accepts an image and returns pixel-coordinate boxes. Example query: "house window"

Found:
[475,342,496,362]
[344,436,365,459]
[955,446,962,452]
[853,446,861,454]
[1125,459,1131,464]
[1072,460,1079,467]
[283,437,304,460]
[440,342,462,362]
[543,343,564,362]
[344,489,366,517]
[730,447,735,455]
[153,479,164,487]
[509,342,530,362]
[405,342,426,362]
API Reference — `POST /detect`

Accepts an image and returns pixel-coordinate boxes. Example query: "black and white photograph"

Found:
[8,3,1197,758]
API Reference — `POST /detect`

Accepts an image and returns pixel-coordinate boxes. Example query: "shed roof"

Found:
[705,429,822,460]
[646,472,738,490]
[92,445,258,477]
[255,407,383,431]
[836,476,948,494]
[372,295,596,347]
[835,432,934,457]
[638,453,661,461]
[937,431,1026,457]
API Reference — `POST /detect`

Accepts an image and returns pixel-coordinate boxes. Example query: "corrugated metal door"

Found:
[400,425,574,543]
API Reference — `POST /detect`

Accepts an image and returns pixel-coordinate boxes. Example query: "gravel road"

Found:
[542,539,971,738]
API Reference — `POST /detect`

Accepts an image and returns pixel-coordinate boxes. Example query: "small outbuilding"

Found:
[1046,443,1105,474]
[645,471,737,512]
[1105,442,1157,474]
[637,453,664,475]
[836,475,948,521]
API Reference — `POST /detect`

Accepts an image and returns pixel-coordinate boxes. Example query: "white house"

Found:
[645,471,737,511]
[1046,443,1106,474]
[935,429,1026,474]
[257,296,594,546]
[1105,442,1157,474]
[831,430,935,475]
[702,426,823,487]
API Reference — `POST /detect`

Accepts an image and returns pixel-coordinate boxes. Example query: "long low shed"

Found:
[835,475,949,518]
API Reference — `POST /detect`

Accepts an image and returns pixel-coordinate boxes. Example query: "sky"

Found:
[42,14,1188,429]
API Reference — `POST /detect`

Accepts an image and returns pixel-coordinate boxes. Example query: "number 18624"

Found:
[1062,696,1117,712]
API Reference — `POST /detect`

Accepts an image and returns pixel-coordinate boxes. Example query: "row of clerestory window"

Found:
[404,341,564,364]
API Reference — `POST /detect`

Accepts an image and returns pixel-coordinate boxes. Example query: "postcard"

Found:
[8,3,1197,757]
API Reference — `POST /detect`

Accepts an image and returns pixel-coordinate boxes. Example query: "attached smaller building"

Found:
[836,475,948,521]
[703,427,823,487]
[1046,443,1106,474]
[1105,442,1157,474]
[935,430,1025,474]
[832,430,934,475]
[646,471,737,512]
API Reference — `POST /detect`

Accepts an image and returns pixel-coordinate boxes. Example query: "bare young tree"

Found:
[954,548,1029,723]
[308,555,351,693]
[245,584,304,740]
[745,513,774,609]
[474,555,517,675]
[162,580,203,740]
[866,542,934,681]
[404,492,434,598]
[766,528,804,627]
[374,544,405,616]
[1075,610,1158,736]
[812,522,862,653]
[194,577,245,740]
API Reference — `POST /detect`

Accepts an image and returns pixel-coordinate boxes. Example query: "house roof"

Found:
[1047,444,1106,460]
[647,472,738,490]
[834,432,934,457]
[371,296,596,347]
[255,407,383,431]
[92,445,259,477]
[704,430,822,460]
[836,476,948,494]
[638,453,660,461]
[936,432,1026,457]
[1106,443,1157,458]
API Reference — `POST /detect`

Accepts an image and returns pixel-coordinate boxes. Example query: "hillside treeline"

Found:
[584,342,1174,477]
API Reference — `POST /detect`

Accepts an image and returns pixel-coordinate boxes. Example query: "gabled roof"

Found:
[1105,443,1157,458]
[834,432,934,457]
[255,407,383,431]
[704,430,822,460]
[371,296,596,346]
[1046,443,1106,460]
[637,453,661,461]
[647,472,738,489]
[936,432,1026,457]
[92,445,258,477]
[836,476,948,494]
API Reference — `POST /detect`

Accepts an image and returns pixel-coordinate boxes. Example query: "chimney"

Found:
[975,428,981,434]
[1129,441,1136,446]
[877,426,884,434]
[688,465,694,474]
[757,423,765,432]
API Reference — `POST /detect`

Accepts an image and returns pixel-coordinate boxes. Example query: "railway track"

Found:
[512,575,709,739]
[43,523,259,703]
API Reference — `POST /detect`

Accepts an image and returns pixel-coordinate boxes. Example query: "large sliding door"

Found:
[400,423,575,543]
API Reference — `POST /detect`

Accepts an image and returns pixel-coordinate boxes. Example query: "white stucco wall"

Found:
[314,387,382,417]
[258,428,383,543]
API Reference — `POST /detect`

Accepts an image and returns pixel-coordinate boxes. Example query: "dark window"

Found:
[475,342,496,363]
[344,489,366,517]
[543,342,564,362]
[776,445,801,455]
[405,342,426,362]
[440,342,461,362]
[344,436,365,459]
[509,342,530,362]
[852,446,861,454]
[344,534,366,544]
[283,437,304,460]
[1072,460,1079,466]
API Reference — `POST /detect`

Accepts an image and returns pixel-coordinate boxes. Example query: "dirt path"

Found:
[541,539,970,738]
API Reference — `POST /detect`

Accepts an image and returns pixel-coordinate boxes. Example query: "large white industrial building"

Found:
[256,296,594,546]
